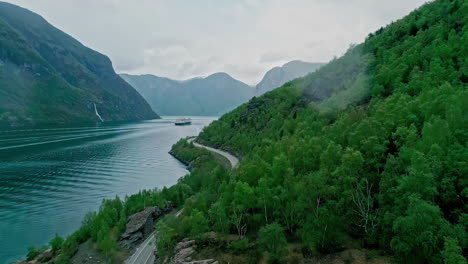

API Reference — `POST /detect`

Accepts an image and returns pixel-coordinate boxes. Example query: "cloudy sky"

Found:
[6,0,427,84]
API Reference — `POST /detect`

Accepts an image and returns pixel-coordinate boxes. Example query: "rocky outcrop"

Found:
[119,206,162,249]
[159,238,218,264]
[12,249,54,264]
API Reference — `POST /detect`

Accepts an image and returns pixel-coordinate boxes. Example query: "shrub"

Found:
[257,223,287,263]
[49,234,64,252]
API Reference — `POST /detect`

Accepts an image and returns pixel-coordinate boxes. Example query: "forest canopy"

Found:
[41,0,467,263]
[197,0,467,262]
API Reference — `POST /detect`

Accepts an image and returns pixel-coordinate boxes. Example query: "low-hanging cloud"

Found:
[5,0,428,84]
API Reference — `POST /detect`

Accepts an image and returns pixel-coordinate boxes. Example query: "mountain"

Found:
[29,0,467,263]
[0,2,159,127]
[120,72,254,116]
[121,61,323,116]
[255,60,324,95]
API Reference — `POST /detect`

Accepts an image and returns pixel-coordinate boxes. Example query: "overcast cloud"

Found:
[6,0,428,84]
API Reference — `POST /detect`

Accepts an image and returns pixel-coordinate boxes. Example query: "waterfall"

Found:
[94,103,104,122]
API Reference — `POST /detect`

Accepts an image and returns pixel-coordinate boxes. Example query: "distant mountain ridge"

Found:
[255,60,324,95]
[120,72,254,116]
[121,60,323,116]
[0,2,159,127]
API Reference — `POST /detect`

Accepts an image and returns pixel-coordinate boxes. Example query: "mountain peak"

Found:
[283,60,307,67]
[121,72,253,116]
[255,60,324,95]
[206,72,233,80]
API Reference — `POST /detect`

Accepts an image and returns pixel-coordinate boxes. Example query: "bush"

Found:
[257,223,287,263]
[441,237,466,264]
[228,238,250,253]
[156,219,179,259]
[49,234,64,252]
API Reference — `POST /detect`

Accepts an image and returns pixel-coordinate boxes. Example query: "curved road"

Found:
[125,139,238,263]
[188,138,239,168]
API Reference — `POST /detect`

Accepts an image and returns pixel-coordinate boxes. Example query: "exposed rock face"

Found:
[159,238,218,264]
[119,206,162,249]
[12,249,54,264]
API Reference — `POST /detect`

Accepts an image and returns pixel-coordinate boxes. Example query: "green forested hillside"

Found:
[38,0,466,263]
[0,2,158,127]
[195,0,467,262]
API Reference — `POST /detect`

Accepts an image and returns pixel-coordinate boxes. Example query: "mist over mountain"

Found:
[0,2,158,127]
[122,60,324,116]
[255,60,324,95]
[121,72,254,116]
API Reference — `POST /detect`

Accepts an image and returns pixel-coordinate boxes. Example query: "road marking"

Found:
[144,249,153,264]
[175,209,183,217]
[127,233,155,264]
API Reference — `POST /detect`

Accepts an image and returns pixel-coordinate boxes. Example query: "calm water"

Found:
[0,117,213,264]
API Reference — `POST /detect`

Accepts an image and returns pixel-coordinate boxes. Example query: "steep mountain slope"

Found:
[0,2,158,127]
[195,0,467,262]
[121,72,254,116]
[32,0,466,263]
[255,60,323,95]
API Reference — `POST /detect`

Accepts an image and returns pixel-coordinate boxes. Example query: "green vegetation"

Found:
[255,60,324,95]
[0,2,158,127]
[257,223,288,262]
[30,0,466,263]
[192,0,466,262]
[33,139,229,262]
[49,234,64,252]
[49,192,165,262]
[26,246,47,261]
[156,140,230,258]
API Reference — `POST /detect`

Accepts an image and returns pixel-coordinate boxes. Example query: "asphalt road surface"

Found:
[188,138,239,168]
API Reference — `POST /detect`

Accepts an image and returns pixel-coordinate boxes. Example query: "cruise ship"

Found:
[175,117,192,126]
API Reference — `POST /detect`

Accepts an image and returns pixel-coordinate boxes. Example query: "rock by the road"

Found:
[174,239,195,253]
[160,238,218,264]
[119,206,162,249]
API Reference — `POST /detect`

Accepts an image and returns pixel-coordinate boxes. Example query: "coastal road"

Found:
[125,139,238,264]
[188,138,239,168]
[125,233,155,264]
